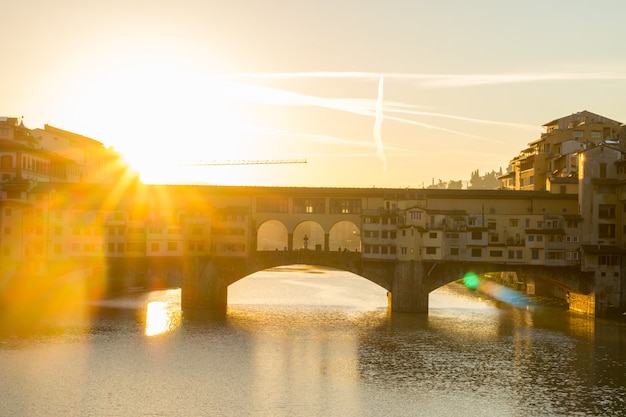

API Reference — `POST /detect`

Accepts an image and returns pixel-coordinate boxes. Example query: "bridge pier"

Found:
[182,257,227,312]
[391,261,429,313]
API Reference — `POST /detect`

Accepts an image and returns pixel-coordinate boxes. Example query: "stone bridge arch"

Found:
[181,252,395,311]
[388,260,595,313]
[182,255,595,314]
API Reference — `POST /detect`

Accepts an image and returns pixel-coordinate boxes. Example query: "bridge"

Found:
[88,184,605,315]
[80,184,605,315]
[178,251,594,314]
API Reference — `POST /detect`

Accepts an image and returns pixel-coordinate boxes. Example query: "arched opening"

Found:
[257,220,288,251]
[228,265,388,311]
[329,221,360,252]
[293,221,324,250]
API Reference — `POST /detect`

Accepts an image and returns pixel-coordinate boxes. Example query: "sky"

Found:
[3,0,626,188]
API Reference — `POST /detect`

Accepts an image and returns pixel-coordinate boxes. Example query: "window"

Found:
[600,163,607,178]
[546,220,558,229]
[257,197,289,213]
[429,232,437,238]
[329,198,361,214]
[531,249,540,260]
[471,248,482,257]
[528,235,534,242]
[489,250,503,257]
[425,247,436,255]
[546,251,564,260]
[471,231,482,240]
[168,242,178,251]
[490,234,499,243]
[598,224,616,238]
[508,250,514,259]
[508,219,518,227]
[409,211,422,221]
[0,155,13,168]
[598,255,620,266]
[450,248,459,256]
[598,204,616,219]
[151,242,159,252]
[293,198,325,214]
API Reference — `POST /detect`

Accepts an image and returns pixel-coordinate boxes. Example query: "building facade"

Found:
[501,111,624,192]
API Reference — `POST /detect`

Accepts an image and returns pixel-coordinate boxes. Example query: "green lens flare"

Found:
[463,272,480,290]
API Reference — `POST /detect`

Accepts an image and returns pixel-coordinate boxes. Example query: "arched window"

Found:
[0,155,13,169]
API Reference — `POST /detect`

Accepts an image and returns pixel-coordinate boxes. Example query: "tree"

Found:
[468,169,502,190]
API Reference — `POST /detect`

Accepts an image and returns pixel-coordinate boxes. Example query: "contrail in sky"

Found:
[223,70,626,88]
[374,75,386,169]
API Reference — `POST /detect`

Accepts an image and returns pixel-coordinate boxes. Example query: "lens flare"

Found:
[463,272,531,308]
[463,272,480,290]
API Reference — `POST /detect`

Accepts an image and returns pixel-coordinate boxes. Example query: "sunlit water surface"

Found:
[1,267,625,417]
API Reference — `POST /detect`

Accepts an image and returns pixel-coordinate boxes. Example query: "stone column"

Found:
[324,233,330,251]
[287,233,294,251]
[182,257,227,311]
[391,260,429,313]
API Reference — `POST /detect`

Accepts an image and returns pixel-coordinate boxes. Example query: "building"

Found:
[577,143,626,315]
[502,111,625,192]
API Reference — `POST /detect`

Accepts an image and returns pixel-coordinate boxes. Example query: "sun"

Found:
[64,56,270,184]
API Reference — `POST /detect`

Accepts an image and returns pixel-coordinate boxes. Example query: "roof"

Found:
[41,125,104,148]
[542,110,623,127]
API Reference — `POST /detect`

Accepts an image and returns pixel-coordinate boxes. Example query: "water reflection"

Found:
[144,290,182,336]
[1,271,625,417]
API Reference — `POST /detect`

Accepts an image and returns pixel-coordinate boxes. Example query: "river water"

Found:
[1,266,625,417]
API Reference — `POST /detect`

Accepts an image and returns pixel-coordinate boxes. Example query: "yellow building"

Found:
[504,111,624,191]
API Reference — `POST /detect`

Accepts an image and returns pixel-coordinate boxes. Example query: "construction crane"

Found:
[178,159,307,166]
